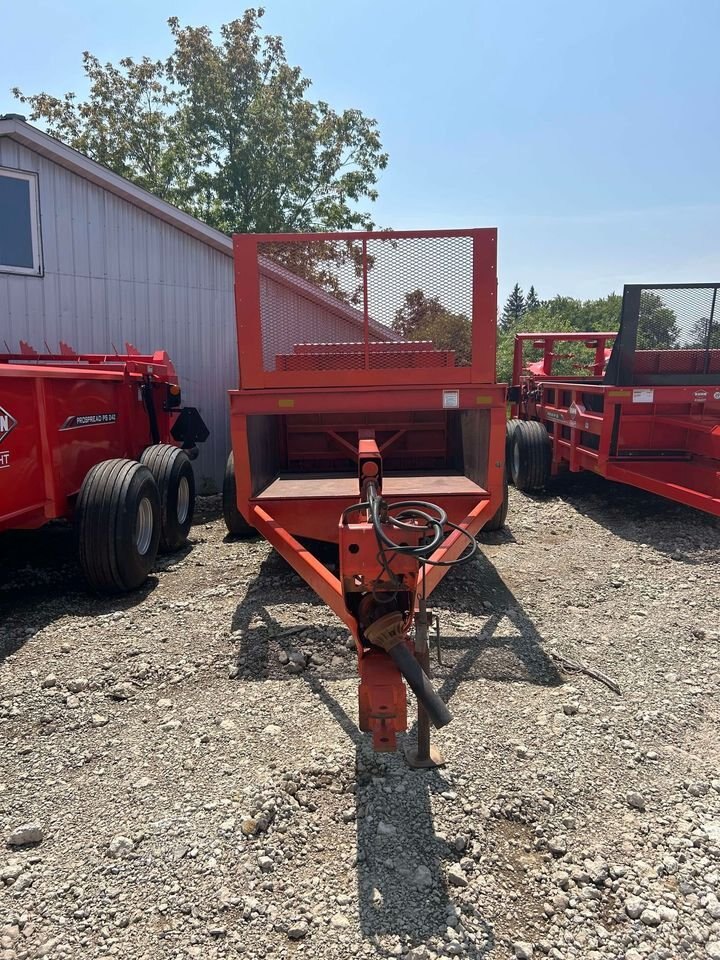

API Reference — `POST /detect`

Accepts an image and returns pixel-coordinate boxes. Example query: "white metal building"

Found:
[0,115,238,491]
[0,116,382,493]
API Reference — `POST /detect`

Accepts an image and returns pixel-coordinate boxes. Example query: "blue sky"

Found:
[2,0,719,304]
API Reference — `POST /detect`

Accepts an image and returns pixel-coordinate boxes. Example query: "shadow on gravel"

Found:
[230,546,562,688]
[523,472,719,563]
[0,496,221,658]
[0,521,206,662]
[0,522,160,661]
[229,547,562,954]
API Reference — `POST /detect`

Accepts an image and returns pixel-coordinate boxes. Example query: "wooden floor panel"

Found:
[254,471,486,500]
[253,473,485,500]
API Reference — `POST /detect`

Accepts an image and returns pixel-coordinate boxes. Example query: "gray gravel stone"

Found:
[625,897,645,919]
[626,791,646,810]
[447,864,468,888]
[108,835,134,858]
[7,823,43,846]
[513,943,534,959]
[547,836,567,857]
[414,865,433,889]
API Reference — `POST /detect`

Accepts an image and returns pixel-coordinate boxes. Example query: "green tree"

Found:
[688,316,720,349]
[496,293,623,382]
[13,9,388,234]
[392,290,471,364]
[496,309,576,383]
[525,285,540,312]
[500,283,526,329]
[636,292,680,349]
[577,294,622,332]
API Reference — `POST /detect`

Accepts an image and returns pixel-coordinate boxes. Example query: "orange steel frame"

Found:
[511,332,720,517]
[229,228,506,753]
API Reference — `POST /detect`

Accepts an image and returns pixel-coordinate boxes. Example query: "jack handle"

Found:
[387,643,452,729]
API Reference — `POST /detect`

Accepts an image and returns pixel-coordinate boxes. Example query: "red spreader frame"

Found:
[1,344,187,532]
[229,229,506,763]
[509,283,720,517]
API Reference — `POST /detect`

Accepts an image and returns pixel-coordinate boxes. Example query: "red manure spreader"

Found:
[225,229,506,764]
[507,283,720,518]
[0,344,208,591]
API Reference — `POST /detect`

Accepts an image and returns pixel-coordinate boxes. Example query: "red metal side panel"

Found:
[0,377,46,529]
[49,376,146,507]
[1,353,180,532]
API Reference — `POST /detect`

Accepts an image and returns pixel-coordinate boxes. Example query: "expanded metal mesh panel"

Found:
[364,235,473,369]
[608,284,720,383]
[636,286,719,366]
[257,235,474,373]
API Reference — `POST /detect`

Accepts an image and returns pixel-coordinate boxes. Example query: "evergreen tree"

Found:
[501,283,526,329]
[526,285,540,311]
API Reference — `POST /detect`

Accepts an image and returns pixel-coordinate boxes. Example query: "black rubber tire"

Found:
[140,444,195,551]
[76,459,160,593]
[222,451,255,538]
[506,419,522,483]
[510,420,552,492]
[483,475,509,531]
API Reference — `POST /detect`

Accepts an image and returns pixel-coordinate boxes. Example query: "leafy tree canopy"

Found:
[392,290,471,365]
[636,291,680,349]
[496,292,623,382]
[13,9,388,234]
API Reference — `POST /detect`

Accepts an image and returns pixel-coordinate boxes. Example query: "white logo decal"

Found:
[0,406,18,444]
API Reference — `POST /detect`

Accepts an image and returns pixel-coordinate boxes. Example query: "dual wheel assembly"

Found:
[75,444,195,593]
[505,419,552,492]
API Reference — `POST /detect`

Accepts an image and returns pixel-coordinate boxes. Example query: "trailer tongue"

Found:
[227,229,506,763]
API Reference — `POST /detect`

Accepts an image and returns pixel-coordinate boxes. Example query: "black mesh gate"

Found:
[606,283,720,385]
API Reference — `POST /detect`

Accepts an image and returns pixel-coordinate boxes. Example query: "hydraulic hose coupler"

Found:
[364,611,406,652]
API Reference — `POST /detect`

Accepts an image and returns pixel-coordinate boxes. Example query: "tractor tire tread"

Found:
[222,451,255,538]
[140,443,195,552]
[76,459,160,592]
[511,420,551,492]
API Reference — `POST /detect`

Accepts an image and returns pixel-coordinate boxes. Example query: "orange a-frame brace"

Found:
[228,229,506,756]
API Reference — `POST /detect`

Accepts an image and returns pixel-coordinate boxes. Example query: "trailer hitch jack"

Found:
[404,598,447,769]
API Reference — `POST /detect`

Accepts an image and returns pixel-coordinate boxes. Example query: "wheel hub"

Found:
[135,497,154,555]
[177,476,190,524]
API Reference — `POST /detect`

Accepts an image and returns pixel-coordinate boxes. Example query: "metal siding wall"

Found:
[0,141,236,492]
[259,274,369,369]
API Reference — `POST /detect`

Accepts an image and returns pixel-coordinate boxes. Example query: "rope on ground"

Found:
[550,651,622,696]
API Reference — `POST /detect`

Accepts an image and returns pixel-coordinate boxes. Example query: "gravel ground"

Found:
[1,476,719,960]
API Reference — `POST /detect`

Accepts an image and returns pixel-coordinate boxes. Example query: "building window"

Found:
[0,167,43,275]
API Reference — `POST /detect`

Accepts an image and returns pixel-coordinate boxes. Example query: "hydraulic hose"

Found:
[366,484,478,567]
[387,642,452,729]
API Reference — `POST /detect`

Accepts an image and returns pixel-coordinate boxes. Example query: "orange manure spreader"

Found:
[224,229,506,765]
